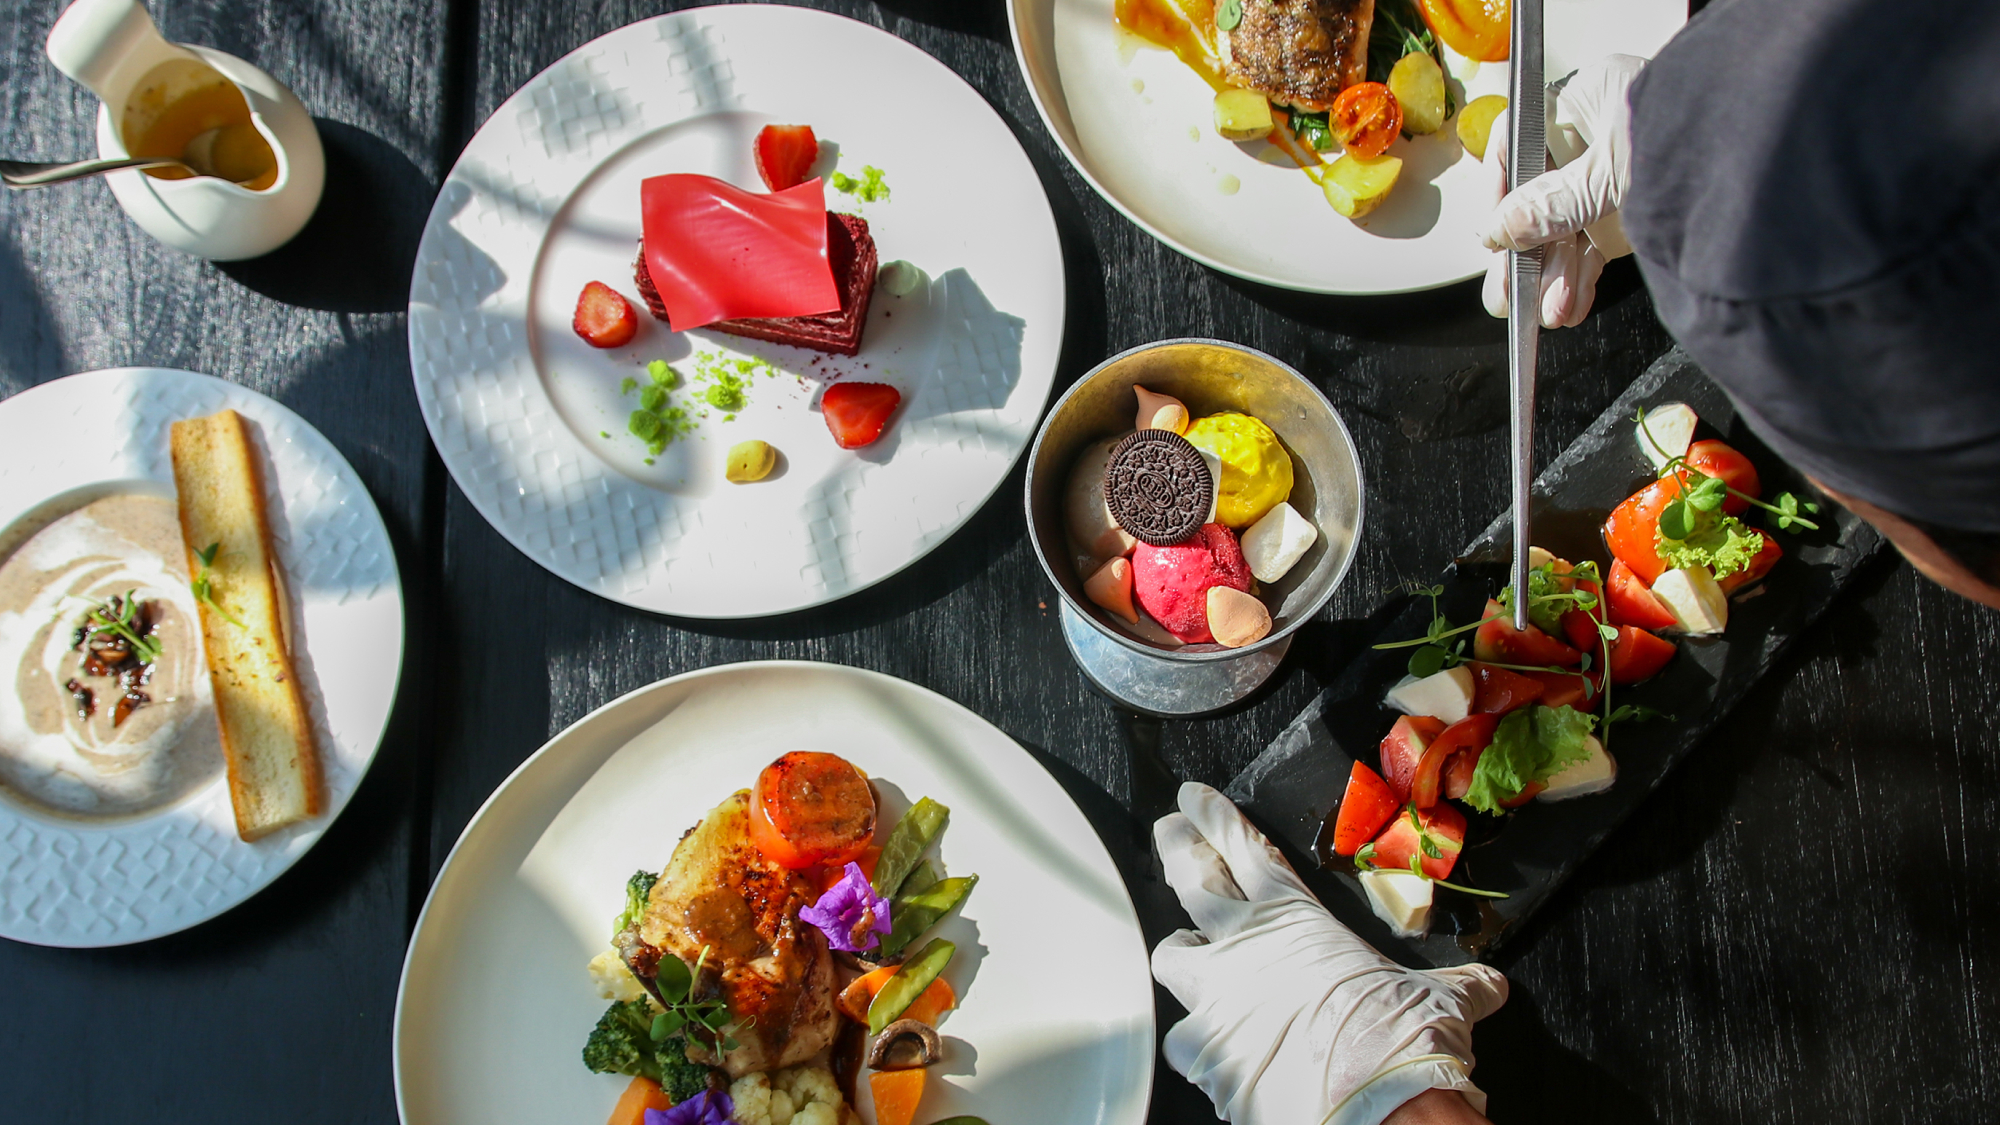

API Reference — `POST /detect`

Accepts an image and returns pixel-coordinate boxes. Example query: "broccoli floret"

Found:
[581,1000,713,1104]
[613,869,657,937]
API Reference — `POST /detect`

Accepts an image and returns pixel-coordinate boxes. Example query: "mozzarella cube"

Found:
[1527,546,1557,571]
[1360,870,1434,938]
[1637,402,1699,470]
[1539,734,1616,801]
[1241,501,1319,583]
[1651,567,1729,635]
[1383,666,1475,725]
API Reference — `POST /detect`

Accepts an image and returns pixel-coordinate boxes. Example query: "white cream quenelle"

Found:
[1152,783,1508,1125]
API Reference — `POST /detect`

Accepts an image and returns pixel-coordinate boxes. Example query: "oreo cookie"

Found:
[1104,429,1215,546]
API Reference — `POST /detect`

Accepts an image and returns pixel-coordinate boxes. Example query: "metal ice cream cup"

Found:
[1024,338,1366,714]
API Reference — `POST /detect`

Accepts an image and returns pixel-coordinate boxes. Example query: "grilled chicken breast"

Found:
[1218,0,1376,111]
[623,790,839,1077]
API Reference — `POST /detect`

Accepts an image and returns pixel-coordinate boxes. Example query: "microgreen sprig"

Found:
[79,590,162,665]
[190,543,247,629]
[1635,408,1822,534]
[650,945,739,1054]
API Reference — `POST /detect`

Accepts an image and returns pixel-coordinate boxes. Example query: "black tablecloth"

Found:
[1,3,1995,1123]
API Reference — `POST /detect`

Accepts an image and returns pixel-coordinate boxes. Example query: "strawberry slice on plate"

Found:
[822,382,901,449]
[572,281,637,348]
[755,125,820,192]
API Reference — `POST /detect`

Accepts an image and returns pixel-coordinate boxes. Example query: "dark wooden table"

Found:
[3,2,1996,1123]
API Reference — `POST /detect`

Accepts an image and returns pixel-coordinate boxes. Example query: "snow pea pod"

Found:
[880,874,977,960]
[899,858,940,897]
[872,797,950,897]
[929,1118,992,1125]
[868,937,956,1034]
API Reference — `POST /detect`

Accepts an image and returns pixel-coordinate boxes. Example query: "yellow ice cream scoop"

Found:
[1183,412,1293,528]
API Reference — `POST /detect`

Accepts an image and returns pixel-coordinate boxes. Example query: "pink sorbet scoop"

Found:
[1132,524,1253,644]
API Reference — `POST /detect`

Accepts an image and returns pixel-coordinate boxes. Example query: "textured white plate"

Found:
[409,6,1066,617]
[0,368,403,947]
[1009,0,1685,293]
[394,661,1154,1125]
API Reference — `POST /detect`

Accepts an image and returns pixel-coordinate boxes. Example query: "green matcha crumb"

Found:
[600,430,610,438]
[644,458,654,466]
[619,377,637,395]
[830,165,891,203]
[647,359,679,389]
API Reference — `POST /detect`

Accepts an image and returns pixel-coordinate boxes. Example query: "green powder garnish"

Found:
[830,164,890,203]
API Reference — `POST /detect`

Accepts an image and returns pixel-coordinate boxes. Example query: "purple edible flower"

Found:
[644,1090,734,1125]
[799,861,893,952]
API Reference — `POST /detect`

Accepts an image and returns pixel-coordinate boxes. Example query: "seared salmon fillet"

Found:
[1219,0,1376,111]
[621,791,839,1077]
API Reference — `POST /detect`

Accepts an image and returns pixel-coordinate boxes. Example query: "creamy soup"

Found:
[0,494,221,820]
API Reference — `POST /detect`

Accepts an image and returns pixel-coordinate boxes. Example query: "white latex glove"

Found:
[1152,783,1508,1125]
[1481,54,1646,328]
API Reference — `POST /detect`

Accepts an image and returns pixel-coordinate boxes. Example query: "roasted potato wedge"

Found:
[1213,88,1276,142]
[1457,94,1507,160]
[1322,152,1404,218]
[1388,53,1448,135]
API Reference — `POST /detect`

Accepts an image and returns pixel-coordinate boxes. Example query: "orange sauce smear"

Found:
[126,81,278,191]
[1115,0,1229,91]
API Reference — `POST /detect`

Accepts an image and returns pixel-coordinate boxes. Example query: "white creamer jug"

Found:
[46,0,325,260]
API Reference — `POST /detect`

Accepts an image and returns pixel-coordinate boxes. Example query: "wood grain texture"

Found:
[1,1,1995,1124]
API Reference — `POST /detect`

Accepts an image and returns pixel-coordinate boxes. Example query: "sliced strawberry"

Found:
[755,124,820,192]
[1379,715,1447,802]
[1370,804,1467,881]
[821,382,901,449]
[572,281,637,348]
[1473,599,1583,667]
[1607,558,1677,631]
[1607,625,1676,684]
[1469,662,1546,715]
[1329,762,1400,856]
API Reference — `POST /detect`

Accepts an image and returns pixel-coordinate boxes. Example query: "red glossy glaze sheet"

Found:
[638,175,840,330]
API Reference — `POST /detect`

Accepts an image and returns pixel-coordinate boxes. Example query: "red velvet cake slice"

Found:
[635,212,878,357]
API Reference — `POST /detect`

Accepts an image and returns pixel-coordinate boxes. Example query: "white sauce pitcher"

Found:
[46,0,325,260]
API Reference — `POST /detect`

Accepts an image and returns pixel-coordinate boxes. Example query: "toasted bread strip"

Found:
[169,409,320,841]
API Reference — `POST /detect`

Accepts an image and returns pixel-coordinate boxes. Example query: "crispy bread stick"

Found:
[169,409,320,840]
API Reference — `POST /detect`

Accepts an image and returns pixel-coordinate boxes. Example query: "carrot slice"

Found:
[837,966,955,1026]
[870,1068,928,1125]
[607,1076,673,1125]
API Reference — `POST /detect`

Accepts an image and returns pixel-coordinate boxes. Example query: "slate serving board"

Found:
[1226,349,1887,966]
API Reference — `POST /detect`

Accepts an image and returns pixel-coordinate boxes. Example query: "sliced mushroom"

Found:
[867,1019,943,1071]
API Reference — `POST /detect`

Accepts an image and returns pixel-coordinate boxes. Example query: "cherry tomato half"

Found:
[1332,82,1403,158]
[1679,440,1761,515]
[749,751,877,870]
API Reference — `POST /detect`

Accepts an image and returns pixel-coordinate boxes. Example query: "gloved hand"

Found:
[1151,783,1507,1125]
[1481,54,1646,328]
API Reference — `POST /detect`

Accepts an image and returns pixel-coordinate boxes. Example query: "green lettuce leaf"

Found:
[1464,705,1596,814]
[1656,509,1762,578]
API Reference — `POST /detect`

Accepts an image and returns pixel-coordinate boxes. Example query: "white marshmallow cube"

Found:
[1241,501,1318,583]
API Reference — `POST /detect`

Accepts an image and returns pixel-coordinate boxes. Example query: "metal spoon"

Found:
[0,154,203,189]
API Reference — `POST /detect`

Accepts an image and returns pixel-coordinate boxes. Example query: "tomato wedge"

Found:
[1607,625,1676,684]
[1330,762,1401,856]
[1607,557,1678,630]
[1331,82,1403,158]
[1410,713,1500,809]
[1716,530,1783,594]
[1497,781,1545,808]
[1560,576,1606,653]
[1417,0,1509,62]
[749,751,877,870]
[1379,715,1447,801]
[1518,667,1599,711]
[1474,599,1583,667]
[1604,477,1681,584]
[1443,745,1480,800]
[1680,440,1760,516]
[1470,662,1546,714]
[1370,803,1467,880]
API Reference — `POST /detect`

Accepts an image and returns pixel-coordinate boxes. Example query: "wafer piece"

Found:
[169,409,320,841]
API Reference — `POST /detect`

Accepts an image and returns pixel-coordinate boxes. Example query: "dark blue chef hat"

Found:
[1621,0,2000,542]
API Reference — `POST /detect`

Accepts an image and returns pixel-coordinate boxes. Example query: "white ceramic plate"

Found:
[0,368,403,947]
[410,6,1066,617]
[1009,0,1685,293]
[394,661,1154,1125]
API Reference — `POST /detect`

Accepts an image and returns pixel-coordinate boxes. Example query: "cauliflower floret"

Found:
[791,1104,840,1125]
[840,1107,863,1125]
[587,947,649,1002]
[730,1073,775,1125]
[776,1065,842,1109]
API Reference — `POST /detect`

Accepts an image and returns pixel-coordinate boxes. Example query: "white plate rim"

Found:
[0,367,405,947]
[408,5,1068,619]
[392,659,1157,1125]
